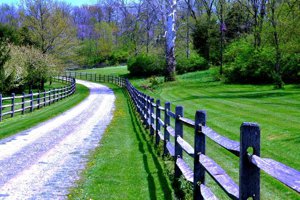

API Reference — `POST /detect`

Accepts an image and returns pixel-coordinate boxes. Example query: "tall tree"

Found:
[215,0,228,74]
[237,0,266,48]
[165,0,177,81]
[268,0,283,88]
[0,39,10,92]
[20,0,76,54]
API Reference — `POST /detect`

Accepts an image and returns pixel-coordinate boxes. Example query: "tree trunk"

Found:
[219,0,225,75]
[270,0,283,88]
[186,0,190,58]
[165,0,177,82]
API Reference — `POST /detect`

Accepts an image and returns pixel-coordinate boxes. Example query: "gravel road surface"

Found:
[0,80,115,200]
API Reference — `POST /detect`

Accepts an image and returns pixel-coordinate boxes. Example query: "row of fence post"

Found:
[125,80,263,200]
[0,77,75,122]
[67,72,125,87]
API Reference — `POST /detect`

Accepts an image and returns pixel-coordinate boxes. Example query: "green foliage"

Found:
[223,38,275,83]
[0,24,19,45]
[139,76,163,93]
[192,16,220,64]
[1,44,60,93]
[281,53,300,83]
[127,54,165,77]
[108,50,129,65]
[225,1,250,40]
[0,39,11,93]
[176,53,209,74]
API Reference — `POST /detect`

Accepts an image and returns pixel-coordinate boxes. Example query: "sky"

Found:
[0,0,99,7]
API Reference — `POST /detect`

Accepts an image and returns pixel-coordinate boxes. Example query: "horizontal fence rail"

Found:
[65,71,125,87]
[66,71,300,199]
[124,79,300,199]
[0,76,76,122]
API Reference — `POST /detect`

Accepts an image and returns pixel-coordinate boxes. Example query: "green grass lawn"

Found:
[76,65,129,77]
[0,84,89,139]
[132,68,300,199]
[76,66,300,199]
[68,84,174,200]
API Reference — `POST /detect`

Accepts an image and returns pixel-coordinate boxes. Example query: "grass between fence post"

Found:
[68,84,174,200]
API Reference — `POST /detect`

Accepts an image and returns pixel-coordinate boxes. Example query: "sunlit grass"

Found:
[73,66,300,199]
[68,84,173,200]
[131,67,300,199]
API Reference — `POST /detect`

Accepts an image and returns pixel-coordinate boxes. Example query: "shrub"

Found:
[223,38,275,84]
[176,53,209,74]
[127,54,165,77]
[1,44,60,93]
[281,53,300,83]
[109,50,129,65]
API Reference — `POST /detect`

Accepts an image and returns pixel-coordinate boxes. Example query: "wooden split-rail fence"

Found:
[0,76,76,122]
[67,71,300,199]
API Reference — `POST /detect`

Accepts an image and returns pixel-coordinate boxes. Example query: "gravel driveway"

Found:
[0,80,115,200]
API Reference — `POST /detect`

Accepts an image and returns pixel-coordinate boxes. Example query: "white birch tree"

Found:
[165,0,177,81]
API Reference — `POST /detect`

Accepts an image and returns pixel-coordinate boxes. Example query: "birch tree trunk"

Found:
[165,0,177,81]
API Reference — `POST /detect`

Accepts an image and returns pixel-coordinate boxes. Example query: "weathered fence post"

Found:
[49,89,51,105]
[59,88,62,100]
[174,106,184,179]
[155,99,161,145]
[30,90,33,112]
[150,98,155,135]
[53,89,56,103]
[164,102,171,156]
[11,93,15,118]
[239,122,260,200]
[43,90,46,107]
[145,96,149,127]
[194,110,207,200]
[22,92,25,114]
[37,91,40,109]
[57,88,59,102]
[86,72,88,80]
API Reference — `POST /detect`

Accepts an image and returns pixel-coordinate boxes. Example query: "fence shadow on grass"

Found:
[125,89,173,200]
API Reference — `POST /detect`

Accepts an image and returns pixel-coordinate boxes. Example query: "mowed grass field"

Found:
[77,66,300,199]
[76,65,129,77]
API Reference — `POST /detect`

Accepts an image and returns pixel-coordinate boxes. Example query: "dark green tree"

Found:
[0,39,10,93]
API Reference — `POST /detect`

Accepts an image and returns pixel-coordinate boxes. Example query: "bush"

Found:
[127,54,165,77]
[223,38,275,84]
[176,53,209,74]
[1,44,60,93]
[281,53,300,83]
[109,50,129,65]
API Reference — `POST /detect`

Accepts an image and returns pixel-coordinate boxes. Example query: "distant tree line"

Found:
[1,0,299,87]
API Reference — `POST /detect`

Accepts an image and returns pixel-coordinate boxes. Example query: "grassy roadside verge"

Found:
[0,84,89,139]
[68,84,174,200]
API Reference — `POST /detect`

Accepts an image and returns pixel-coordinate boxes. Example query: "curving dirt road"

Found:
[0,80,115,200]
